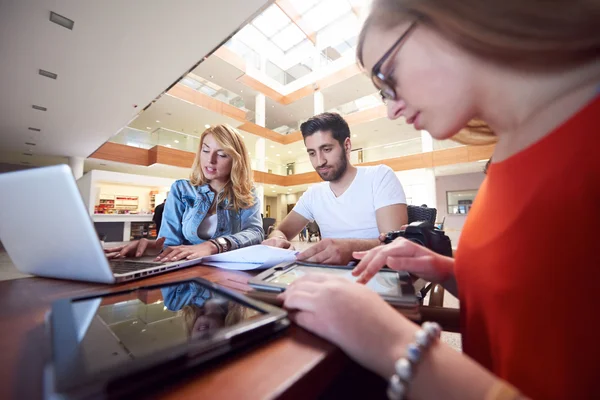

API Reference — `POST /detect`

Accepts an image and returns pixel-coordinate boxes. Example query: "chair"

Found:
[407,204,437,224]
[306,221,321,242]
[262,218,275,237]
[405,205,446,307]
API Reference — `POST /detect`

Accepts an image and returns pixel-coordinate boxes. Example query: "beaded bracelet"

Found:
[387,322,442,400]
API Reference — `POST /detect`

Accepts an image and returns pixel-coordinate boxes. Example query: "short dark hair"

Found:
[300,112,350,147]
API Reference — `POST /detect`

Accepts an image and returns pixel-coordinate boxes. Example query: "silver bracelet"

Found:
[387,322,442,400]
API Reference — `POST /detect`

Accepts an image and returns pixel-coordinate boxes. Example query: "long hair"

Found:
[357,0,600,145]
[189,124,254,210]
[181,302,260,337]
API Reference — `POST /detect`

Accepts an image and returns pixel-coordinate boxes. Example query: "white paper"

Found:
[201,245,298,271]
[201,261,269,271]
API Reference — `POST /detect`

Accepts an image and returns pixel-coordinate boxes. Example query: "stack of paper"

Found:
[201,245,298,271]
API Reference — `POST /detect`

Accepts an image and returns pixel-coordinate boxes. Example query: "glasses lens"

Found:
[372,74,395,101]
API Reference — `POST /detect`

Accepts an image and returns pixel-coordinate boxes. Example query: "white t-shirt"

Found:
[293,165,406,239]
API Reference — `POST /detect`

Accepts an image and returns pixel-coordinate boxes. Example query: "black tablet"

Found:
[248,261,419,308]
[44,278,289,399]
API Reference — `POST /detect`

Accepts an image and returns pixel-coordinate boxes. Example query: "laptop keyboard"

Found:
[109,260,166,274]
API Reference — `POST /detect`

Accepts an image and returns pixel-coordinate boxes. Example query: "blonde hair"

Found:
[181,302,260,337]
[189,124,254,210]
[357,0,600,145]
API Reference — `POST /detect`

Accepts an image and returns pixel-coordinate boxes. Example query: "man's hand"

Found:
[262,236,295,250]
[296,238,370,265]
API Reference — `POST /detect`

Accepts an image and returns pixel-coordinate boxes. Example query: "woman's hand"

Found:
[104,237,165,259]
[278,273,417,378]
[351,237,455,284]
[155,241,217,262]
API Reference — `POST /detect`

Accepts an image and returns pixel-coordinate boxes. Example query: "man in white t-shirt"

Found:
[263,112,408,265]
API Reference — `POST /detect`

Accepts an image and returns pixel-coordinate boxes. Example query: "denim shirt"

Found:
[161,282,212,311]
[158,179,264,250]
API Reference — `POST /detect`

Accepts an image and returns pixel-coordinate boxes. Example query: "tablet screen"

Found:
[267,264,403,297]
[55,281,265,377]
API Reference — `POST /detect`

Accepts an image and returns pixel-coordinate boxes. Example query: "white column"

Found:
[254,92,267,214]
[313,91,324,115]
[68,156,84,180]
[421,130,434,152]
[420,131,437,210]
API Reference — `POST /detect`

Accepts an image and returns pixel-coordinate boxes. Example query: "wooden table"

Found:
[0,266,377,400]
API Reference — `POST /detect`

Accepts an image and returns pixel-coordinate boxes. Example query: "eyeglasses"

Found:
[371,21,418,102]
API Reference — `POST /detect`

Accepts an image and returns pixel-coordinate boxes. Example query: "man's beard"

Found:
[316,152,348,182]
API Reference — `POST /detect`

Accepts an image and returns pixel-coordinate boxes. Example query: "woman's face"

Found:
[190,299,227,339]
[361,22,479,140]
[200,133,233,182]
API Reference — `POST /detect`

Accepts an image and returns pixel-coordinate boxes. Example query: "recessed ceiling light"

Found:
[166,144,172,148]
[276,154,280,157]
[287,188,292,191]
[32,105,47,111]
[28,127,41,132]
[270,145,275,148]
[205,124,210,129]
[265,156,269,160]
[352,134,358,138]
[155,120,160,123]
[25,142,36,146]
[49,11,74,30]
[240,90,243,93]
[242,135,245,138]
[39,69,58,79]
[271,105,275,108]
[174,140,179,144]
[270,186,275,188]
[288,151,292,154]
[146,126,152,130]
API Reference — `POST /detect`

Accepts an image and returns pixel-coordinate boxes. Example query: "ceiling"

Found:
[0,0,272,166]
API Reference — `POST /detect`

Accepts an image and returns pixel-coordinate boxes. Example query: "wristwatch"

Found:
[213,237,231,253]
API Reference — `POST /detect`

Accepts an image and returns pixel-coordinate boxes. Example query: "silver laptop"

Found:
[0,165,201,284]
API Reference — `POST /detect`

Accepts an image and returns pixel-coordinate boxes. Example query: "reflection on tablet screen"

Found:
[267,265,402,296]
[66,281,265,375]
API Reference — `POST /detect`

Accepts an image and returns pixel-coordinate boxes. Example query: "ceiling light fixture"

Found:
[205,124,210,129]
[352,134,358,138]
[272,190,276,193]
[288,151,292,154]
[146,126,152,130]
[22,152,33,156]
[32,105,47,111]
[174,140,179,143]
[28,127,41,132]
[166,144,172,148]
[39,69,58,79]
[49,11,74,30]
[270,145,275,148]
[156,120,160,123]
[276,154,280,157]
[25,142,36,146]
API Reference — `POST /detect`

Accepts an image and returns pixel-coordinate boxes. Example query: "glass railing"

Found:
[110,128,426,175]
[328,93,382,117]
[179,74,252,118]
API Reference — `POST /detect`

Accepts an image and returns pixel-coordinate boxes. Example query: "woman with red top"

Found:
[279,1,600,399]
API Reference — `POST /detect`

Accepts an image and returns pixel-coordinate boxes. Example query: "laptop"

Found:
[0,165,201,284]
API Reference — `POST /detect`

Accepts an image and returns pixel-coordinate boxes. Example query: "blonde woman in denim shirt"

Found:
[105,124,264,260]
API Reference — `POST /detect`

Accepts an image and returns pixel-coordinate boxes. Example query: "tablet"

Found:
[44,278,289,400]
[248,261,419,308]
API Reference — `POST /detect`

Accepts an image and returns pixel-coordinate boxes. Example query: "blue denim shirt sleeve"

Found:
[220,190,264,250]
[161,282,212,311]
[158,180,188,246]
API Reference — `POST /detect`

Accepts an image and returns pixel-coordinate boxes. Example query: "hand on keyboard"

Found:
[105,237,166,259]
